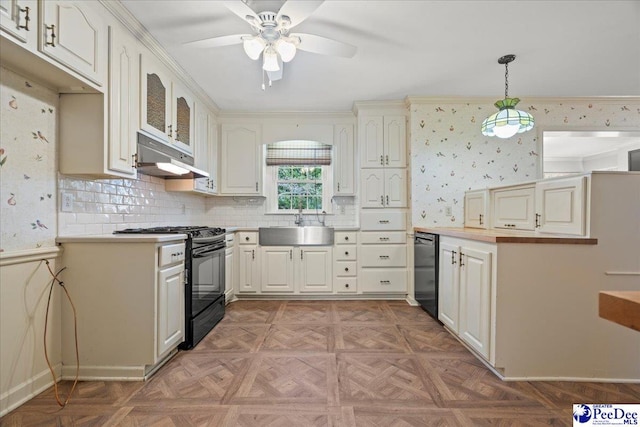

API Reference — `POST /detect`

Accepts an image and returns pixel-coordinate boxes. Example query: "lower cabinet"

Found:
[260,246,333,293]
[57,237,186,379]
[157,263,185,357]
[438,236,493,360]
[225,233,234,301]
[237,244,260,293]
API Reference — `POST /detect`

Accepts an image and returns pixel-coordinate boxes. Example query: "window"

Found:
[264,141,333,213]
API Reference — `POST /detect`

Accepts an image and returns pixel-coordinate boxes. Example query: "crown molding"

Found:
[216,110,355,122]
[99,0,220,115]
[406,96,640,105]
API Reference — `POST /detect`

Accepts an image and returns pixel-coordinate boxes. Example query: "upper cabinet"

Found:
[39,0,106,87]
[333,124,355,195]
[58,22,138,178]
[220,123,262,195]
[535,175,586,235]
[491,184,536,231]
[140,53,194,155]
[0,0,36,46]
[361,168,407,208]
[107,23,138,176]
[360,115,406,168]
[464,189,489,229]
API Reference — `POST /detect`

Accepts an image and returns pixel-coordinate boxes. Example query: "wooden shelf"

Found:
[599,291,640,332]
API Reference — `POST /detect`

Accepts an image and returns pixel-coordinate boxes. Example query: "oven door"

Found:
[190,242,225,317]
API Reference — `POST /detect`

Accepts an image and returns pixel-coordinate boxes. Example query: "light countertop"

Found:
[414,227,598,244]
[56,234,187,243]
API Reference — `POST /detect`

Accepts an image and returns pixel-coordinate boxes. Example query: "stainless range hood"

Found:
[136,133,209,179]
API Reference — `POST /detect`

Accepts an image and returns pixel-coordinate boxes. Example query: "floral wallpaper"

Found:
[409,98,640,228]
[0,67,57,252]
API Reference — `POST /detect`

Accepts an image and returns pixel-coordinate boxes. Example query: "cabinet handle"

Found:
[386,195,389,205]
[301,250,304,260]
[379,237,389,241]
[337,183,340,192]
[290,249,292,259]
[45,24,56,47]
[379,255,389,259]
[379,220,390,224]
[380,195,384,206]
[380,155,384,165]
[380,280,391,285]
[459,252,465,267]
[167,124,173,138]
[252,249,255,260]
[535,213,541,228]
[385,154,389,165]
[479,214,483,225]
[18,6,30,31]
[451,250,457,265]
[255,182,258,191]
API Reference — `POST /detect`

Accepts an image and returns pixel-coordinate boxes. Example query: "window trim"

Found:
[265,164,333,214]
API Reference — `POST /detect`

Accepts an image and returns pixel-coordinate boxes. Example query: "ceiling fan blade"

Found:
[183,34,248,49]
[223,1,260,26]
[292,33,357,58]
[277,0,324,28]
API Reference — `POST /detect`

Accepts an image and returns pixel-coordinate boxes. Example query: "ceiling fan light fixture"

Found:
[276,37,297,62]
[242,36,265,60]
[481,54,535,139]
[262,47,280,71]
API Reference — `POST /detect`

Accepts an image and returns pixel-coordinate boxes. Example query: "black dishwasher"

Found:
[414,232,440,321]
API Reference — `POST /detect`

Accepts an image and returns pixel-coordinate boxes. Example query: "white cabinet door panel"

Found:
[157,264,185,358]
[438,242,459,332]
[299,248,332,293]
[536,176,586,235]
[492,186,535,230]
[383,116,406,167]
[261,247,294,292]
[458,248,492,359]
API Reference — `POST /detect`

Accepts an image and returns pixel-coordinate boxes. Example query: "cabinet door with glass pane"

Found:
[140,53,172,144]
[172,84,194,155]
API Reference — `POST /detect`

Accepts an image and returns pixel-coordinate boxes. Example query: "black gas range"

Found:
[115,226,226,349]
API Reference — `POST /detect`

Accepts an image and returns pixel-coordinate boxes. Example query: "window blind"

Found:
[266,141,332,166]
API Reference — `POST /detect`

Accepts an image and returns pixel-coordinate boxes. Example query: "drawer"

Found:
[158,242,186,267]
[225,233,235,243]
[334,245,357,261]
[360,231,406,244]
[334,260,357,277]
[334,278,357,293]
[335,231,357,244]
[360,245,407,267]
[238,231,258,244]
[360,269,406,293]
[361,211,406,231]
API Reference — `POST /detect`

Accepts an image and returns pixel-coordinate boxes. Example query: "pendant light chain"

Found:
[504,61,509,99]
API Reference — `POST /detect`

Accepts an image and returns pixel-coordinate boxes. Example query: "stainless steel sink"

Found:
[259,226,334,246]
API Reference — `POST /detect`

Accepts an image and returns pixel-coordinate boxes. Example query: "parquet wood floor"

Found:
[3,300,639,426]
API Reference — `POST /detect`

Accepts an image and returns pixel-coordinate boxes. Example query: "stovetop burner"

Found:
[114,226,225,238]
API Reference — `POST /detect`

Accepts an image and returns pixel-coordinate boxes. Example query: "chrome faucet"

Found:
[294,203,304,226]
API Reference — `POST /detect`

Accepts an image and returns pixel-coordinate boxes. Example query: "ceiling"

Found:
[120,0,640,112]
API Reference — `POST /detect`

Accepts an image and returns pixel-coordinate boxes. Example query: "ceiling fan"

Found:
[184,0,357,85]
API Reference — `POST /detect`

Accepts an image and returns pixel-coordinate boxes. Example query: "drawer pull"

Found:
[380,280,391,285]
[379,255,389,259]
[379,220,390,224]
[379,237,389,241]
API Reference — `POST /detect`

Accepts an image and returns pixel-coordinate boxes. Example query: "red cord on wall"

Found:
[42,259,79,407]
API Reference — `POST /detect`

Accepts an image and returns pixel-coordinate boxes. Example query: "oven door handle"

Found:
[192,236,226,244]
[192,245,225,257]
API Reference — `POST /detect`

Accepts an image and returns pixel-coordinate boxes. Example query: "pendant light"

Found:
[481,54,535,139]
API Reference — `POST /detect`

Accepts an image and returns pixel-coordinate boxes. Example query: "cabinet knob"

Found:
[345,267,349,272]
[345,251,349,256]
[245,236,250,241]
[344,236,349,241]
[345,283,350,288]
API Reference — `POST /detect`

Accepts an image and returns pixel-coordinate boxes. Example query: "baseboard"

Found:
[0,363,61,418]
[233,293,408,301]
[61,364,146,381]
